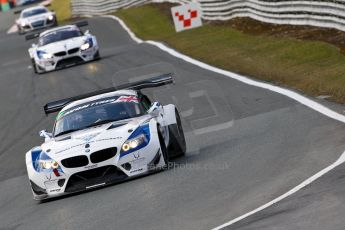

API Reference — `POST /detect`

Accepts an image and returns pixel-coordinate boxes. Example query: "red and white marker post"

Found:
[171,2,202,32]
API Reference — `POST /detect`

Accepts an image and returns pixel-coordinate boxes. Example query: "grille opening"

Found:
[56,57,83,68]
[68,48,79,54]
[122,163,131,171]
[58,179,66,187]
[64,165,127,193]
[31,20,44,28]
[54,51,66,57]
[90,147,117,164]
[61,155,88,168]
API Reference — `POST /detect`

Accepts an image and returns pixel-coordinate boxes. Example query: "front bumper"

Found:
[28,140,164,200]
[35,46,99,73]
[19,18,57,34]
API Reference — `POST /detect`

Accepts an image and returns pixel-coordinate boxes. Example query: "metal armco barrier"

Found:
[71,0,345,32]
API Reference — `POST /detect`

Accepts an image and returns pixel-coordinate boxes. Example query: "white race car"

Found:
[25,74,186,200]
[16,5,57,34]
[27,22,100,74]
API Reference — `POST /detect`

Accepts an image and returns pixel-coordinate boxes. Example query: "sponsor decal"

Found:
[75,133,100,142]
[129,157,145,166]
[117,96,138,103]
[56,96,139,120]
[54,137,122,154]
[84,164,98,170]
[133,152,140,159]
[130,168,144,173]
[49,188,61,193]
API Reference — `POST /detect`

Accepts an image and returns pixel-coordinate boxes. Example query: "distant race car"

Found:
[16,0,40,6]
[27,21,99,74]
[25,74,186,200]
[15,5,57,34]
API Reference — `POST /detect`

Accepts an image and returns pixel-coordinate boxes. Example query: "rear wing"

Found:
[43,73,174,115]
[74,20,88,27]
[25,20,89,41]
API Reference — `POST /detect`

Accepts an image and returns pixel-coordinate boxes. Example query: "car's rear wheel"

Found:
[168,109,186,157]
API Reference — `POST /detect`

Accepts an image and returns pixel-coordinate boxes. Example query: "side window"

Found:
[140,94,151,111]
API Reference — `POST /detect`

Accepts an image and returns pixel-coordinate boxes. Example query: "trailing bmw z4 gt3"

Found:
[27,21,99,74]
[25,74,186,200]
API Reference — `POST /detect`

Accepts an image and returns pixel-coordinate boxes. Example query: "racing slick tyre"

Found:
[94,50,100,60]
[168,109,186,158]
[17,26,24,35]
[158,127,169,165]
[31,58,38,74]
[31,59,44,74]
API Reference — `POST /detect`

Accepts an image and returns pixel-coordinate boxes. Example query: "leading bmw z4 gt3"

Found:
[27,22,100,74]
[25,74,186,200]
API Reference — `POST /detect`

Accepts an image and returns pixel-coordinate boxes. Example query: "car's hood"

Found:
[37,36,87,54]
[18,12,54,24]
[41,115,151,161]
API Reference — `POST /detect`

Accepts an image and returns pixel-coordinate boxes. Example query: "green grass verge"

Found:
[49,0,71,24]
[115,4,345,103]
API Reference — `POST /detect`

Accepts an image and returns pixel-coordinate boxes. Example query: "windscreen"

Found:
[54,95,146,137]
[22,8,47,18]
[39,28,83,46]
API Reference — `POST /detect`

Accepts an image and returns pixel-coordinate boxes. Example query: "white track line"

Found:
[7,24,17,34]
[212,151,345,229]
[103,15,345,229]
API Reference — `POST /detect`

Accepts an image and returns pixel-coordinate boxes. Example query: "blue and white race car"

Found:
[27,21,99,74]
[25,74,186,200]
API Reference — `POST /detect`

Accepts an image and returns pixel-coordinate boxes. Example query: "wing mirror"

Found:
[147,102,161,117]
[84,30,90,35]
[39,130,52,141]
[31,43,37,48]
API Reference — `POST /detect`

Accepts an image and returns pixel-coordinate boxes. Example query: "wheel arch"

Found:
[162,104,177,126]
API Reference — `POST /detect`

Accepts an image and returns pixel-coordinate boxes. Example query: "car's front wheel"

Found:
[168,109,186,158]
[158,127,169,165]
[31,59,44,74]
[17,26,24,35]
[31,58,38,74]
[93,50,100,60]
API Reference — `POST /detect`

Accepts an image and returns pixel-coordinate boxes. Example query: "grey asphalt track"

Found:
[1,15,345,230]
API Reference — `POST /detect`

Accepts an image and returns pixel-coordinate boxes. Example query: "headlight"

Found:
[80,42,90,51]
[32,150,62,176]
[20,21,26,27]
[121,134,146,152]
[39,159,59,169]
[120,124,150,156]
[48,15,54,21]
[37,50,53,59]
[42,53,53,59]
[81,38,93,51]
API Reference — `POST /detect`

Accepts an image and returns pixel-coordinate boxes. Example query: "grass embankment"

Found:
[49,0,71,24]
[115,4,345,103]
